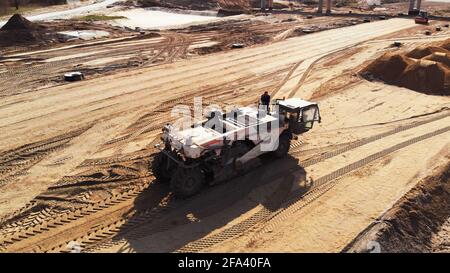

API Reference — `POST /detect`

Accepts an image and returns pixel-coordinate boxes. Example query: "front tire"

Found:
[170,167,205,198]
[273,134,291,158]
[151,152,172,182]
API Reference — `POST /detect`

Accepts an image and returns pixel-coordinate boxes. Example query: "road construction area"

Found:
[0,4,449,253]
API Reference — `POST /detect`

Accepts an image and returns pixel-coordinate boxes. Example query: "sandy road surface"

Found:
[0,18,449,252]
[210,116,450,252]
[0,19,415,150]
[0,18,424,215]
[1,15,355,96]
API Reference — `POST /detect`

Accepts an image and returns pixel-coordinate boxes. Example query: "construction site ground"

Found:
[0,8,449,253]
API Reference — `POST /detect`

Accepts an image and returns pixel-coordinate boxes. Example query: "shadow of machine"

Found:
[110,154,310,253]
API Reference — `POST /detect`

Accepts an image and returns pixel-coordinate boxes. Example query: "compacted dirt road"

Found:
[0,18,449,253]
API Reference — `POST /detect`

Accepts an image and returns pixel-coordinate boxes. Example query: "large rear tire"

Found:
[170,167,205,198]
[151,152,172,183]
[273,134,291,158]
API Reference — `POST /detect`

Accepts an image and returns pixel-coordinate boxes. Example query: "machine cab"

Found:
[275,98,321,134]
[418,11,428,18]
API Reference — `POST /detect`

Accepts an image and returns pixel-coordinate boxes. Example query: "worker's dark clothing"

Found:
[260,93,270,111]
[261,94,270,105]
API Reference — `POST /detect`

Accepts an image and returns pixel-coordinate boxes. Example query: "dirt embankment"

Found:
[0,13,59,47]
[344,159,450,253]
[361,39,450,95]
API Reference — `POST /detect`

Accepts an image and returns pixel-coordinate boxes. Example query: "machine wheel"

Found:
[273,134,291,158]
[170,167,205,198]
[151,152,172,183]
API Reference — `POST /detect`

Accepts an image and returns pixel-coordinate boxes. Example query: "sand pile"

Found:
[361,40,450,95]
[423,52,450,68]
[0,14,55,47]
[406,45,449,59]
[344,162,450,253]
[362,53,415,82]
[400,60,448,94]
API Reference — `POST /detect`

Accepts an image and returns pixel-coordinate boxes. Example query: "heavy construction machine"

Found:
[152,98,321,197]
[415,10,429,25]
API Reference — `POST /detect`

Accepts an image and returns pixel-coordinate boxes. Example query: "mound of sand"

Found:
[423,52,450,68]
[361,40,450,95]
[362,53,415,83]
[400,60,449,94]
[0,14,56,47]
[406,45,449,59]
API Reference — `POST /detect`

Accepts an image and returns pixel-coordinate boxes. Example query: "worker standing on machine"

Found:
[260,91,271,111]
